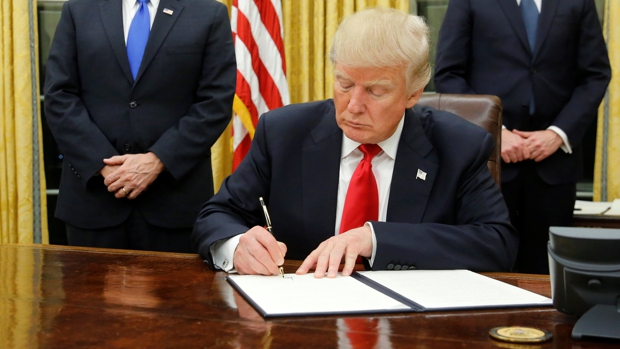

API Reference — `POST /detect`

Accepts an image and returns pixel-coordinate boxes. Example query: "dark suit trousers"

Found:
[501,162,575,274]
[66,209,193,253]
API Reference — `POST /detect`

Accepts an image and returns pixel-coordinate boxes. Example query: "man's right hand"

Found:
[234,226,287,275]
[501,128,531,163]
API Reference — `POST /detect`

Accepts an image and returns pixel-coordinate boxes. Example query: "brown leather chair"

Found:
[417,93,502,186]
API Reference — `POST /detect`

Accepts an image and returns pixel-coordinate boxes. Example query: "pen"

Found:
[259,197,285,277]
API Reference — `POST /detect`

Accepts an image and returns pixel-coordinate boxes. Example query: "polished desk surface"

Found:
[0,244,616,348]
[573,214,620,229]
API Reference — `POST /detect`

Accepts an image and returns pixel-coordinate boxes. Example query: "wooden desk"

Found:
[573,214,620,229]
[0,244,615,348]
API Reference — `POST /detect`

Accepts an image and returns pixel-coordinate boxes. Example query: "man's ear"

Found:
[406,88,424,109]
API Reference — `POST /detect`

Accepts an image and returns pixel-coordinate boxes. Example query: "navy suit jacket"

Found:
[434,0,611,184]
[44,0,235,229]
[193,100,518,272]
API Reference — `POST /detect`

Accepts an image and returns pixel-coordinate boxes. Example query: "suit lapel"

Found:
[135,0,184,84]
[387,108,438,224]
[100,0,134,84]
[533,0,560,59]
[496,0,532,55]
[302,105,342,243]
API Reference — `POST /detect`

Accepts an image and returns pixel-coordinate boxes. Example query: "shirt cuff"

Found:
[209,234,242,273]
[547,126,572,154]
[365,222,377,267]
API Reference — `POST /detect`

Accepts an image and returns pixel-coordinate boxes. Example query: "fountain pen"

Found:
[259,197,285,277]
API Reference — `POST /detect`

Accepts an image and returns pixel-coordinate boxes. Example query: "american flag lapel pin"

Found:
[416,169,427,181]
[163,8,174,15]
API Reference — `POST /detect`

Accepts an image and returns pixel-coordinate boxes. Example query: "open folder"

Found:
[227,270,552,318]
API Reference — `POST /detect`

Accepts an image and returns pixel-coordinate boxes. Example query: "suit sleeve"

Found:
[44,2,119,187]
[371,133,519,272]
[434,0,477,94]
[547,0,611,147]
[148,3,236,180]
[192,116,271,268]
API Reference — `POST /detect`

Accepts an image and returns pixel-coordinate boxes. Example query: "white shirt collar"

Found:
[124,0,160,10]
[340,113,405,160]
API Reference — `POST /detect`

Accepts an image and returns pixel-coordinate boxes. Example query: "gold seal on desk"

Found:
[489,326,552,343]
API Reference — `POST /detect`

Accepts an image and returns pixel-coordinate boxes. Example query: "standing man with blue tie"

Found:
[192,8,518,276]
[44,0,236,252]
[435,0,611,273]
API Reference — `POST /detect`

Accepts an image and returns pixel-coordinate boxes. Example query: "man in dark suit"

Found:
[192,8,518,277]
[44,0,236,252]
[434,0,611,273]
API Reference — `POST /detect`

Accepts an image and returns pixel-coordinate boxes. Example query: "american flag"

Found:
[231,0,289,170]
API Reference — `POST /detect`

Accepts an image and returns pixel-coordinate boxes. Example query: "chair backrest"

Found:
[417,93,502,186]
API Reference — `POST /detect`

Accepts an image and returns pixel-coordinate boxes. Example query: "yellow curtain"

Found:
[0,0,48,244]
[212,0,409,192]
[594,0,620,201]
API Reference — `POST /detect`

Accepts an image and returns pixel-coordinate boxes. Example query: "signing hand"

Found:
[513,129,563,162]
[501,128,530,163]
[234,226,287,275]
[103,152,165,199]
[296,225,373,278]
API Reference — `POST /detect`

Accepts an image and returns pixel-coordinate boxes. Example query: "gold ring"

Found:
[121,187,127,195]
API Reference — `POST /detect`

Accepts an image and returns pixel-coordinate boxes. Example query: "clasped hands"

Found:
[101,152,165,199]
[501,129,563,163]
[234,225,373,278]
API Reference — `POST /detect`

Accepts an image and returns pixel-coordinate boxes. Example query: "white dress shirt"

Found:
[516,0,542,12]
[508,0,573,154]
[211,116,406,272]
[122,0,159,44]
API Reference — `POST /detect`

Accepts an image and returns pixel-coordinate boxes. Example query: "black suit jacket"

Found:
[192,100,518,272]
[434,0,611,184]
[44,0,235,229]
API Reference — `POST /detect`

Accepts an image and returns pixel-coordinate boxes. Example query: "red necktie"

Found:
[339,144,382,233]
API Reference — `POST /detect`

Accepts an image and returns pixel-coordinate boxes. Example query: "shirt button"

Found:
[387,263,394,270]
[129,101,137,108]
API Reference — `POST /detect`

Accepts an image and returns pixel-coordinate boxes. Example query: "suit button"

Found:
[530,69,537,74]
[125,144,131,152]
[129,101,137,108]
[409,265,416,270]
[387,263,394,270]
[394,264,402,270]
[402,265,408,270]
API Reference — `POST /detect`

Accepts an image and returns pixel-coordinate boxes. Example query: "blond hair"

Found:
[329,7,431,93]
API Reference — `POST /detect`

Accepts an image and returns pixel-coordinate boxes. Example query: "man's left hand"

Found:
[513,129,563,162]
[103,152,165,199]
[296,225,373,278]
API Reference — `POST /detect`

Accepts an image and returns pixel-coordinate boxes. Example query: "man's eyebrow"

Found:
[364,79,395,88]
[334,71,352,81]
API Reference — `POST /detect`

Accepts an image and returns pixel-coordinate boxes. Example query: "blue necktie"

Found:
[521,0,539,115]
[521,0,539,51]
[127,0,151,80]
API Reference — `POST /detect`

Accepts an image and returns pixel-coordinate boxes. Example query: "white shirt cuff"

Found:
[547,126,572,154]
[210,234,242,273]
[365,222,377,267]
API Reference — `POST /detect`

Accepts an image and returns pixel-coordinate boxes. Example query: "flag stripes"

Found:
[232,0,289,170]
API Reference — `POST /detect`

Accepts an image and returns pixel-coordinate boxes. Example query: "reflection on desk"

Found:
[0,244,617,348]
